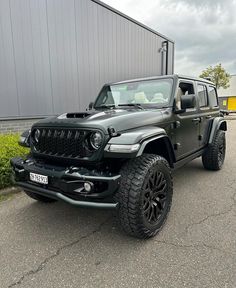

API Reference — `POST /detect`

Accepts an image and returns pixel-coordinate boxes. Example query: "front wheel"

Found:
[202,130,226,171]
[115,154,173,239]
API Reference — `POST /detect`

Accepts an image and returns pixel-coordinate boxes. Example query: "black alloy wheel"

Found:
[116,154,173,239]
[143,170,167,225]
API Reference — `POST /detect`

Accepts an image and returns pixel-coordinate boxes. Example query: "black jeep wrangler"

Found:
[11,75,227,239]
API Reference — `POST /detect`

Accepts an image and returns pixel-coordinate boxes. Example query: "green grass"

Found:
[0,194,12,203]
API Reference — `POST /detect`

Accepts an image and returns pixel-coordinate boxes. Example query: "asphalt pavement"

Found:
[0,120,236,288]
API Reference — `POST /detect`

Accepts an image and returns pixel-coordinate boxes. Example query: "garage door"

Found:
[228,97,236,110]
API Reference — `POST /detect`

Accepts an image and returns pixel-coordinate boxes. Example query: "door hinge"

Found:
[174,143,181,150]
[171,121,181,129]
[198,135,203,141]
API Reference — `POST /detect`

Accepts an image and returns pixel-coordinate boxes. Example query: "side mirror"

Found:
[181,94,196,110]
[88,102,94,110]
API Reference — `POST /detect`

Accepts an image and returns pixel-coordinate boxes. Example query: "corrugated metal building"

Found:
[218,75,236,112]
[0,0,174,133]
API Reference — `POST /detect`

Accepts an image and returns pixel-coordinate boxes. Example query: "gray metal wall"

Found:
[0,0,174,119]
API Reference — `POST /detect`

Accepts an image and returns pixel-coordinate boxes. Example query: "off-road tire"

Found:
[115,154,173,239]
[24,191,57,203]
[202,130,226,171]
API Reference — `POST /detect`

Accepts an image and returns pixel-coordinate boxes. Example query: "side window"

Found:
[197,84,208,107]
[179,82,195,95]
[208,86,218,107]
[176,81,195,110]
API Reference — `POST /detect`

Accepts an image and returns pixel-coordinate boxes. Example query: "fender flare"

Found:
[208,117,227,144]
[104,126,176,166]
[137,135,176,167]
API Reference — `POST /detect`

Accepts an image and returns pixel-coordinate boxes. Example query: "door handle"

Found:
[192,117,201,124]
[206,115,212,119]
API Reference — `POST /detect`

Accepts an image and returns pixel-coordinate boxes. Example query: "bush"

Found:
[0,134,29,189]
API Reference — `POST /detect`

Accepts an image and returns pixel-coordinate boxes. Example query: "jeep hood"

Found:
[32,109,165,134]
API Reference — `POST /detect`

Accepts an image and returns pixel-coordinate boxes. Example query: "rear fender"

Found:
[208,117,227,144]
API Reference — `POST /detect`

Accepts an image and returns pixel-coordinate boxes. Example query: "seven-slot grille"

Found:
[31,128,93,159]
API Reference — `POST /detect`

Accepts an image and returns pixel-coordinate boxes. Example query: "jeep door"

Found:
[197,83,219,148]
[174,80,200,160]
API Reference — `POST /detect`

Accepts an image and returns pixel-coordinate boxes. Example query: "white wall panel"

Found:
[0,0,174,118]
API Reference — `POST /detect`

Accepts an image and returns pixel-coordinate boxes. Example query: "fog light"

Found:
[84,182,92,192]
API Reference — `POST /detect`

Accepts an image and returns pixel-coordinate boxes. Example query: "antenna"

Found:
[204,77,212,81]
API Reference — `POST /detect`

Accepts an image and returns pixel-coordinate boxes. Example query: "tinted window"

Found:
[208,86,218,107]
[197,84,208,107]
[94,79,173,108]
[179,82,194,94]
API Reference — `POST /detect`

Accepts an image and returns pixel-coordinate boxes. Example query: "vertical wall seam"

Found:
[172,43,175,74]
[38,0,47,112]
[86,0,92,98]
[97,5,101,84]
[60,0,67,111]
[45,0,54,114]
[28,0,38,107]
[74,0,80,109]
[19,1,28,116]
[8,0,20,116]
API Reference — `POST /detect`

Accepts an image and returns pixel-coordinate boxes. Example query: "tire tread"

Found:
[202,130,226,171]
[115,154,173,239]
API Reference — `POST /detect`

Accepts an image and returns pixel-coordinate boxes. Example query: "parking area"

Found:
[1,120,236,288]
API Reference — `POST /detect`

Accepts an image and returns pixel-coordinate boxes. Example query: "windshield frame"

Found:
[94,77,175,109]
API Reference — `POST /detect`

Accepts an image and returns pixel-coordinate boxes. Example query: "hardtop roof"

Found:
[110,74,215,86]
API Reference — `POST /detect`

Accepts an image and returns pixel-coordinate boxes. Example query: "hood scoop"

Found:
[66,112,90,119]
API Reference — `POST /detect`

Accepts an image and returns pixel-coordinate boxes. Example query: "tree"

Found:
[199,64,231,90]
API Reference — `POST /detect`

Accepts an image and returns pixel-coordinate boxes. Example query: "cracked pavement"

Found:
[1,120,236,288]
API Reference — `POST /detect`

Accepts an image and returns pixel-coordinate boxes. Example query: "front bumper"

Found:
[11,157,120,209]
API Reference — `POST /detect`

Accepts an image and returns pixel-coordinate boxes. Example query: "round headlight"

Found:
[90,131,103,150]
[34,129,41,143]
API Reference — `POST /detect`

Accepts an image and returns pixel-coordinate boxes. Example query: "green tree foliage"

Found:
[199,64,231,90]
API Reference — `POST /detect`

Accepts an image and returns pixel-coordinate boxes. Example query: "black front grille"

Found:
[31,128,94,159]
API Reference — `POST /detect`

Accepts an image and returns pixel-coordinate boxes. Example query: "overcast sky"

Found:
[103,0,236,77]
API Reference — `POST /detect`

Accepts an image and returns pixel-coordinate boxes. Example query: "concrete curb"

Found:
[225,113,236,120]
[225,116,236,120]
[0,186,22,196]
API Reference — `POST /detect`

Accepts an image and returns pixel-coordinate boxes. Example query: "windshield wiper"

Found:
[95,103,145,110]
[118,103,144,110]
[95,104,116,109]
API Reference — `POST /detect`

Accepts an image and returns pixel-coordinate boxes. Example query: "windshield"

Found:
[94,78,173,108]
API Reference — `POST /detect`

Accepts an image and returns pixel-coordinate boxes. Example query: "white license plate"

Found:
[30,172,48,185]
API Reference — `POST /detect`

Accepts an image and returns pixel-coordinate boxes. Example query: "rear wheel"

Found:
[202,130,226,171]
[115,154,173,239]
[24,191,57,203]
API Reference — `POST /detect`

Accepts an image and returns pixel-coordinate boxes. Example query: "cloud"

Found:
[103,0,236,76]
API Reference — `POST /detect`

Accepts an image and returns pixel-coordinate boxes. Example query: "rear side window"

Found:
[197,84,208,107]
[208,86,218,107]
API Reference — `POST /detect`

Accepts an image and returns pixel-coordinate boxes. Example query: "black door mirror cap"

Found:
[88,102,94,110]
[181,94,196,110]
